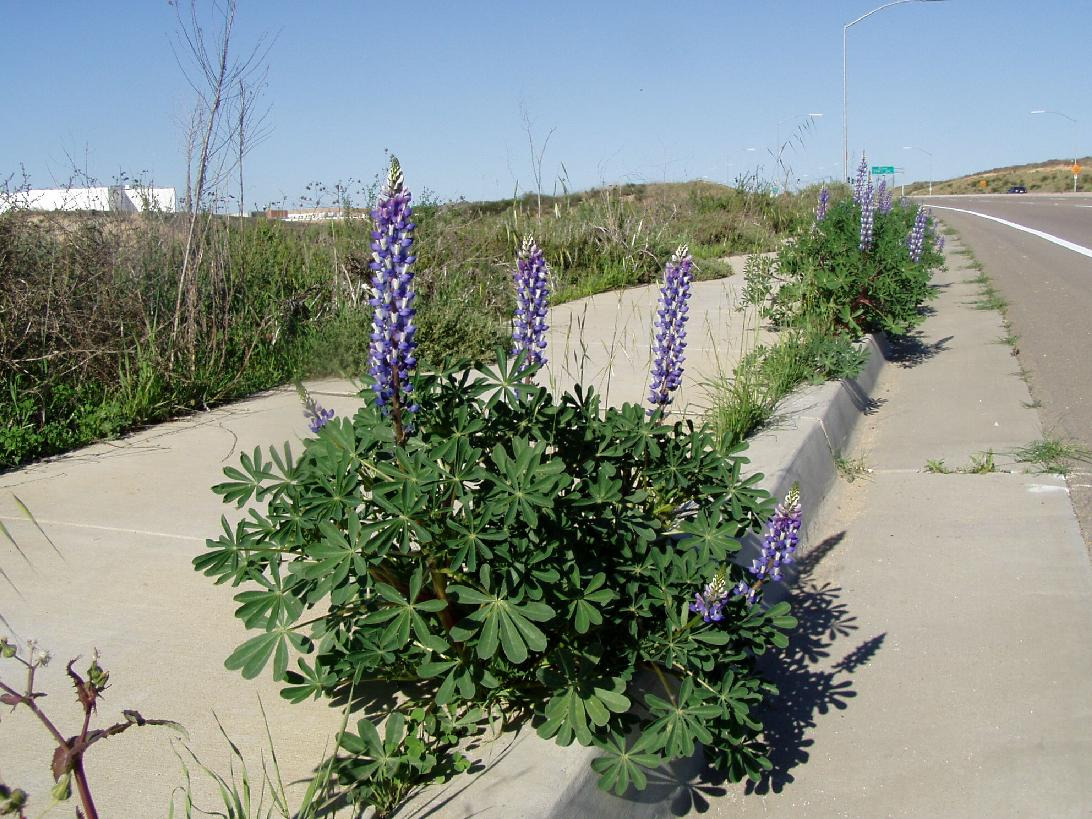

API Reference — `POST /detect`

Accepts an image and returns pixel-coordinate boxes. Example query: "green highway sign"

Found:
[871,165,895,174]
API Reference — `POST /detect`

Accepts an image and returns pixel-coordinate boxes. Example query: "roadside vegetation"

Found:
[709,165,943,446]
[0,179,815,470]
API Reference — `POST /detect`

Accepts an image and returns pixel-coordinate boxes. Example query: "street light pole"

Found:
[843,0,948,183]
[903,145,934,194]
[1031,109,1079,192]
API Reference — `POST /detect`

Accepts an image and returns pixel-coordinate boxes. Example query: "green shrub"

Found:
[197,355,795,814]
[772,198,940,336]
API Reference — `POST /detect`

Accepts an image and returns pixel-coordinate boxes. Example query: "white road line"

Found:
[929,205,1092,259]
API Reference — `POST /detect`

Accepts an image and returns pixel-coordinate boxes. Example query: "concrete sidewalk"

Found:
[706,231,1092,817]
[2,235,1090,817]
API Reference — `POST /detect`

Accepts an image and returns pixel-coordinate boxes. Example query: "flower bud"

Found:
[51,774,72,802]
[0,784,30,813]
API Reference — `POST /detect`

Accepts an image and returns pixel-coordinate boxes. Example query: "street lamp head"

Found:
[808,113,824,118]
[1030,110,1046,114]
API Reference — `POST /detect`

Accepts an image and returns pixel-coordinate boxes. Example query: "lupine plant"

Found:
[298,386,335,433]
[853,154,869,205]
[734,485,802,605]
[647,245,693,411]
[815,185,831,222]
[930,215,945,253]
[197,161,797,815]
[859,178,875,252]
[908,205,930,263]
[367,157,419,442]
[876,179,892,215]
[772,156,943,336]
[511,235,551,370]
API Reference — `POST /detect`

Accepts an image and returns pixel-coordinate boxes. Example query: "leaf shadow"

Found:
[742,531,886,795]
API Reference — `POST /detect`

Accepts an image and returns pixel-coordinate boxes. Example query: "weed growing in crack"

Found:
[1011,438,1092,475]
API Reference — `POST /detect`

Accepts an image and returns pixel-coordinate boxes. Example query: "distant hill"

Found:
[907,157,1092,195]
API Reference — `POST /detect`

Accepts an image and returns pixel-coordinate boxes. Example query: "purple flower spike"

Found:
[691,569,730,623]
[876,179,893,214]
[511,236,551,370]
[734,484,803,606]
[859,178,875,252]
[647,245,693,412]
[368,157,419,429]
[908,205,930,263]
[303,394,335,433]
[853,154,869,205]
[928,215,944,254]
[815,185,831,222]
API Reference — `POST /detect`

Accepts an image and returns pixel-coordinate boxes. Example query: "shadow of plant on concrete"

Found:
[885,333,952,369]
[742,531,886,796]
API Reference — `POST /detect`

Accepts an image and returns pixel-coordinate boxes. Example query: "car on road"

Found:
[1007,185,1027,194]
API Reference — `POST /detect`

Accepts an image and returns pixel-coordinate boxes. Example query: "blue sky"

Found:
[2,1,1087,208]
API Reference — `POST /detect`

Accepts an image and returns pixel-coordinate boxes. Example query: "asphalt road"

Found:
[920,193,1092,545]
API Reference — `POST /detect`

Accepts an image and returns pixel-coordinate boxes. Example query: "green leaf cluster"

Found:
[772,196,943,337]
[198,352,793,810]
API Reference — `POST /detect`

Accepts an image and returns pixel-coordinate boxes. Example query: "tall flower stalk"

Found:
[853,154,869,205]
[859,178,875,252]
[647,245,693,412]
[368,157,418,442]
[876,178,892,214]
[908,205,929,262]
[815,185,831,222]
[511,236,551,371]
[298,386,334,433]
[734,484,802,605]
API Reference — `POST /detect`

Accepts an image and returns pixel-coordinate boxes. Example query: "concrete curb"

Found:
[744,334,887,543]
[401,334,890,818]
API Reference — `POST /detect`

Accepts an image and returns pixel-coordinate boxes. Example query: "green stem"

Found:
[648,662,677,707]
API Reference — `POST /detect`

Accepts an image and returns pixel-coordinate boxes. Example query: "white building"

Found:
[0,185,177,213]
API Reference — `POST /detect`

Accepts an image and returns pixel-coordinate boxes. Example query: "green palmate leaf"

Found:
[565,571,616,634]
[591,732,663,795]
[444,510,504,573]
[448,585,554,664]
[677,507,741,562]
[536,678,631,748]
[281,657,338,703]
[193,516,261,582]
[224,627,309,681]
[213,446,276,507]
[361,570,447,650]
[232,564,304,629]
[644,676,719,758]
[485,438,570,529]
